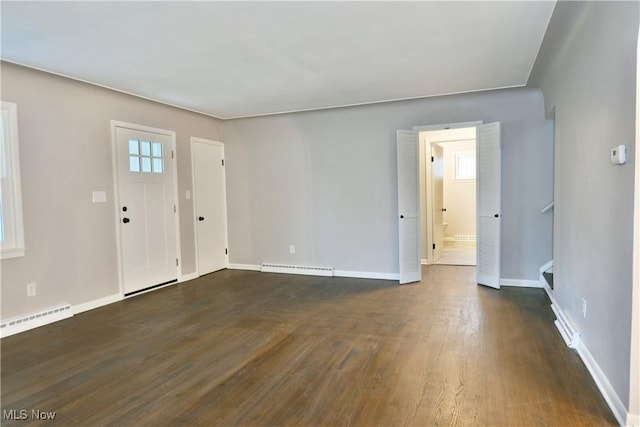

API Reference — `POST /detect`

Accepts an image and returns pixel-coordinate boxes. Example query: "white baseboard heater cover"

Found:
[551,303,580,348]
[261,263,334,277]
[1,304,73,338]
[454,234,477,242]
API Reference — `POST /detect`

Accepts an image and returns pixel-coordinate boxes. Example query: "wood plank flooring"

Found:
[1,266,617,426]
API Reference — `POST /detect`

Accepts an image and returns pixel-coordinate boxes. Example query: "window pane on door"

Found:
[152,142,162,157]
[128,139,139,155]
[141,157,152,173]
[129,156,140,172]
[140,141,151,156]
[152,158,163,173]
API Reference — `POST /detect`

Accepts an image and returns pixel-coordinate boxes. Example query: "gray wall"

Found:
[0,62,222,319]
[222,88,553,280]
[529,1,639,409]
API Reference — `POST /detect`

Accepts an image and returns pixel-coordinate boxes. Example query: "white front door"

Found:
[432,144,445,263]
[476,122,501,288]
[114,123,178,295]
[192,138,228,276]
[397,130,421,284]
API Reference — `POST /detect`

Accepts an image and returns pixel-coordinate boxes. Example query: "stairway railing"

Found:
[541,201,554,214]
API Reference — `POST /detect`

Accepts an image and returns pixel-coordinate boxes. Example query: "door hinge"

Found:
[176,258,179,266]
[431,156,434,162]
[225,248,228,255]
[171,150,175,159]
[433,243,436,250]
[222,159,225,166]
[174,205,176,213]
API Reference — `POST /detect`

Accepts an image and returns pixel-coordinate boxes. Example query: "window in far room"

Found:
[0,101,25,259]
[455,151,476,180]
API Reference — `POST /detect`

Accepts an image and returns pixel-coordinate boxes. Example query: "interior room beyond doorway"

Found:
[420,127,477,267]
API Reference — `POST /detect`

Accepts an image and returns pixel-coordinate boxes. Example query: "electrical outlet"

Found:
[289,244,295,254]
[582,298,587,318]
[27,283,36,297]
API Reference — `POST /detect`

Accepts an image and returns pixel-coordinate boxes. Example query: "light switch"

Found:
[186,190,191,200]
[92,191,107,203]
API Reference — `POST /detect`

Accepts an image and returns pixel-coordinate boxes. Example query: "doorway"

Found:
[420,127,477,266]
[397,121,501,287]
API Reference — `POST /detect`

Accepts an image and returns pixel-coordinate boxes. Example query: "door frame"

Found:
[110,120,182,297]
[414,122,482,265]
[190,137,229,277]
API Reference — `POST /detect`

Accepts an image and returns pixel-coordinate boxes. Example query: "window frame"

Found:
[1,101,25,259]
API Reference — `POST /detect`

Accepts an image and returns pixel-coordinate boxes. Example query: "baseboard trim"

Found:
[179,272,199,283]
[499,278,544,288]
[333,270,400,281]
[421,258,429,265]
[227,264,398,281]
[73,293,122,315]
[576,342,628,427]
[543,286,629,426]
[227,263,261,271]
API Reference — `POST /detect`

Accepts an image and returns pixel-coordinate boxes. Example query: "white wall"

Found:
[529,0,639,416]
[0,62,222,320]
[222,87,553,280]
[631,15,640,424]
[442,141,476,239]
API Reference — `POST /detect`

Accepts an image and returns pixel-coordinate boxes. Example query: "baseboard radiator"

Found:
[551,303,580,348]
[261,263,334,277]
[1,304,73,338]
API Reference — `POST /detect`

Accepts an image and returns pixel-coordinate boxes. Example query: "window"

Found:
[128,139,164,173]
[0,101,25,259]
[455,151,476,180]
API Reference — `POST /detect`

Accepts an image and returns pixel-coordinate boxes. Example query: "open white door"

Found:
[192,138,229,276]
[476,122,501,288]
[397,130,421,284]
[432,144,445,263]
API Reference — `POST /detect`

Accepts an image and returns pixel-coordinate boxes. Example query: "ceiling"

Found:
[1,1,556,119]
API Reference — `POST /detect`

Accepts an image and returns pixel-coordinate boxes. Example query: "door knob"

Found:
[400,215,404,219]
[442,208,447,212]
[494,214,500,218]
[122,217,130,224]
[198,216,205,221]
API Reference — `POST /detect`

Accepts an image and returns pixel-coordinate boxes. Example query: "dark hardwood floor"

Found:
[1,266,617,426]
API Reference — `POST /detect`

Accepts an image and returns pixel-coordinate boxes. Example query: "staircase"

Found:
[543,268,554,289]
[540,201,554,289]
[540,260,554,289]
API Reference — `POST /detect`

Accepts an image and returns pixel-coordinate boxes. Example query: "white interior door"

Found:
[397,130,421,284]
[192,138,228,276]
[432,144,445,263]
[476,122,501,288]
[114,124,178,295]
